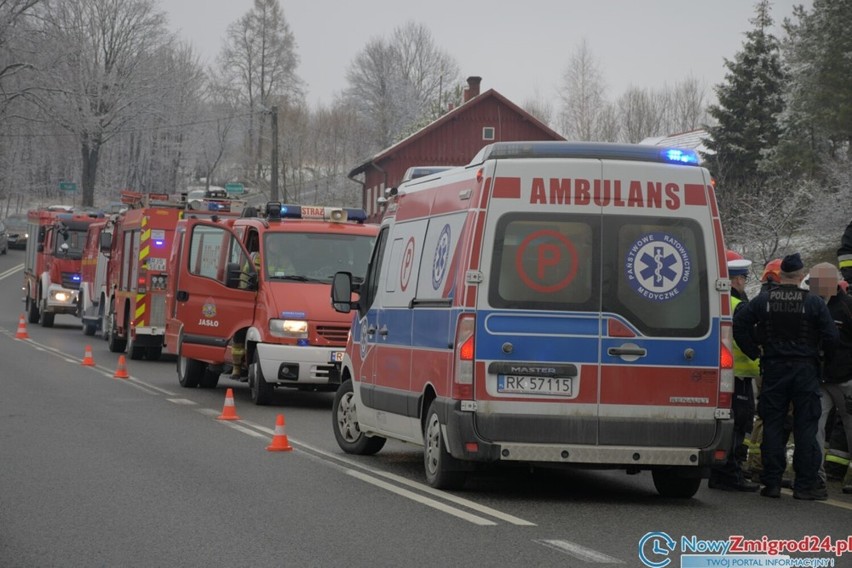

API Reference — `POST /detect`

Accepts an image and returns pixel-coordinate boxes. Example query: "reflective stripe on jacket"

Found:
[732,295,761,377]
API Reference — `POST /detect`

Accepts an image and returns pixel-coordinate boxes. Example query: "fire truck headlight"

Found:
[54,291,69,302]
[269,319,308,338]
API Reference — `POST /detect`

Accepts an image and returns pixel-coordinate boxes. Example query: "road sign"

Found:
[59,181,77,192]
[224,182,245,195]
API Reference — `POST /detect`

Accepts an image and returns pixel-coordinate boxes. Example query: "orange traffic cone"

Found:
[113,355,129,379]
[15,313,29,340]
[217,388,241,421]
[266,414,293,452]
[81,345,95,366]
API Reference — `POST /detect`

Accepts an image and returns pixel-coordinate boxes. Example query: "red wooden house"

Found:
[348,76,564,220]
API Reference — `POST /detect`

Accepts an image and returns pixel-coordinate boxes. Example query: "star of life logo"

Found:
[626,232,691,302]
[432,224,451,290]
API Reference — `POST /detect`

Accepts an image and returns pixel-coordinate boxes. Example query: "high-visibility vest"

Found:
[732,295,761,377]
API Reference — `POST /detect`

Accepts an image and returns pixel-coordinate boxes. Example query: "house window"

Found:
[482,127,495,141]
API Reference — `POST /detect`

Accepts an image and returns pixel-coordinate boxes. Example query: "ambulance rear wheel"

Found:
[177,354,203,388]
[249,351,274,405]
[652,468,701,499]
[424,401,466,490]
[332,380,386,455]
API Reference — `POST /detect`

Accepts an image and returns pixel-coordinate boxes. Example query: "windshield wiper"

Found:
[268,274,322,282]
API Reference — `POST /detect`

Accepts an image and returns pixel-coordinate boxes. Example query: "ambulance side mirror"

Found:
[331,272,356,313]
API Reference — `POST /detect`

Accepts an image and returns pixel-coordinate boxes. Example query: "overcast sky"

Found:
[159,0,809,108]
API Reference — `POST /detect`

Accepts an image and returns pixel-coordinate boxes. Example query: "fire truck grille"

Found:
[61,272,81,290]
[150,294,166,327]
[316,325,349,345]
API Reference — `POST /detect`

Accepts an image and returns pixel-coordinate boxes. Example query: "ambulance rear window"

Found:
[488,213,708,336]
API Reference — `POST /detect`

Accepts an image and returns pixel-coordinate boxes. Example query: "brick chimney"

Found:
[463,76,482,103]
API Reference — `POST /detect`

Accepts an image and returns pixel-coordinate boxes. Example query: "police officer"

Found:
[709,251,760,491]
[734,253,838,500]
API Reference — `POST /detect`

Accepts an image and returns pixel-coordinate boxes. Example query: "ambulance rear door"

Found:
[597,161,719,449]
[474,157,604,447]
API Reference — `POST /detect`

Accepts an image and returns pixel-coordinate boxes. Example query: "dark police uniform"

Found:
[734,261,837,498]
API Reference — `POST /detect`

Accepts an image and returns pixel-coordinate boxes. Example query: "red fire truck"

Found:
[164,202,377,404]
[24,206,103,327]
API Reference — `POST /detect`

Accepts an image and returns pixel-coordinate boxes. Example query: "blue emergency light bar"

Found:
[71,273,81,282]
[267,203,367,223]
[475,141,702,166]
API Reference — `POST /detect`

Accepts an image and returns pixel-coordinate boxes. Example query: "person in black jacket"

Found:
[734,253,838,500]
[808,263,852,494]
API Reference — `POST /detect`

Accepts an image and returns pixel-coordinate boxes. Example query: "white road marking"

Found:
[0,264,24,280]
[233,419,536,527]
[167,398,197,405]
[536,539,624,563]
[218,421,269,440]
[347,470,497,526]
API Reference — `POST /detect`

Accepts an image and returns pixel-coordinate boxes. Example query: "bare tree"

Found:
[558,39,607,141]
[668,76,709,133]
[522,89,555,129]
[617,86,665,143]
[0,0,41,116]
[218,0,301,179]
[28,0,173,206]
[344,21,459,151]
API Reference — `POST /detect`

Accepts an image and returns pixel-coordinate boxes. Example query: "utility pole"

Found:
[270,106,280,202]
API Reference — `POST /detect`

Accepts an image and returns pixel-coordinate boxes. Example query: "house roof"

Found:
[349,88,564,178]
[640,128,711,155]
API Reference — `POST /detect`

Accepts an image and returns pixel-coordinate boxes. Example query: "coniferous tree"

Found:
[704,0,785,193]
[776,0,852,177]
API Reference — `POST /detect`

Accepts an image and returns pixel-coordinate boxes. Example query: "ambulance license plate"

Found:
[330,351,344,363]
[497,375,572,396]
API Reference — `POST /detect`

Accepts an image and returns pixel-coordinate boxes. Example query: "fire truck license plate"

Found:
[330,351,344,363]
[497,375,572,396]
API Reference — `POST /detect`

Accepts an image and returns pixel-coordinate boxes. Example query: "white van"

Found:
[331,141,735,498]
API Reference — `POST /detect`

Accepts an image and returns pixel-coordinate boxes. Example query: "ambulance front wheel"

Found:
[248,350,274,405]
[651,467,702,499]
[424,401,467,490]
[332,380,385,455]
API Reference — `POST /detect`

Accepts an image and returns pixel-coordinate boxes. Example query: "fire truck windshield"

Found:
[262,232,375,283]
[55,228,87,259]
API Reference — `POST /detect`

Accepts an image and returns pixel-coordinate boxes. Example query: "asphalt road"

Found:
[1,248,850,568]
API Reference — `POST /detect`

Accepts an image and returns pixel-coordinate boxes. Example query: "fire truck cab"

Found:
[25,207,102,328]
[79,216,116,336]
[165,203,378,405]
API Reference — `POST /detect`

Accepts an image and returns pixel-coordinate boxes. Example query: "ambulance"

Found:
[330,141,735,498]
[164,203,378,404]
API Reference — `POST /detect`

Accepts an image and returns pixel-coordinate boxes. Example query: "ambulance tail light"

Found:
[718,322,735,411]
[452,314,475,399]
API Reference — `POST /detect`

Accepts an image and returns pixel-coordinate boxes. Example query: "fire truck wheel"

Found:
[82,322,97,336]
[40,310,55,328]
[198,368,219,389]
[423,401,467,490]
[249,351,274,405]
[126,332,145,361]
[651,468,702,499]
[106,309,126,353]
[332,379,386,455]
[177,354,203,388]
[146,346,162,361]
[27,294,40,324]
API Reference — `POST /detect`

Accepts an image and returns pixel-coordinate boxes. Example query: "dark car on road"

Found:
[0,219,7,254]
[3,214,28,250]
